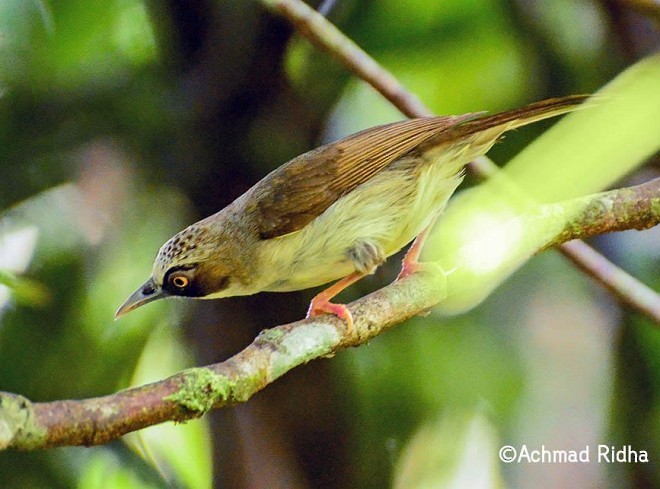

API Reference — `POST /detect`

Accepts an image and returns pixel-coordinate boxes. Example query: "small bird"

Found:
[116,95,588,330]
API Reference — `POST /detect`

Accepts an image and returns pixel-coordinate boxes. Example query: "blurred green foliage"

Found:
[0,0,658,488]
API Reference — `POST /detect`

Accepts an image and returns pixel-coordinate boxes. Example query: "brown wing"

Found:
[251,113,481,239]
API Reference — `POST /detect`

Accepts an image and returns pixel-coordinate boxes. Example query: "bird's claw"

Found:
[307,298,355,335]
[397,258,449,281]
[396,259,422,280]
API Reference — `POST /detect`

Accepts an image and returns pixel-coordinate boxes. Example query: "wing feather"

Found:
[252,114,479,239]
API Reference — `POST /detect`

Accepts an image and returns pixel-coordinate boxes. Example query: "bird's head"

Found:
[115,222,237,318]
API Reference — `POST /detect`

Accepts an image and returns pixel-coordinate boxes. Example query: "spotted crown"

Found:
[152,223,213,282]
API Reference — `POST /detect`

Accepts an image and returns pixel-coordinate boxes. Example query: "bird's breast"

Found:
[254,150,466,293]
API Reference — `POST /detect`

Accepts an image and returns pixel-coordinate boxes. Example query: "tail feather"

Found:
[418,95,590,153]
[454,94,590,136]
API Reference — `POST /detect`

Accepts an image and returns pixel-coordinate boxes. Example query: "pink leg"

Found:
[307,271,365,333]
[396,217,438,280]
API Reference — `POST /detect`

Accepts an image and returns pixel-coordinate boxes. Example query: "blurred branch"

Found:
[1,179,659,450]
[260,0,433,118]
[559,240,660,322]
[260,0,659,322]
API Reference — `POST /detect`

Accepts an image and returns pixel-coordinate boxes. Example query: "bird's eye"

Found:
[171,275,189,288]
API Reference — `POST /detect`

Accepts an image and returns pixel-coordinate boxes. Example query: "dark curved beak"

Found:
[115,278,166,319]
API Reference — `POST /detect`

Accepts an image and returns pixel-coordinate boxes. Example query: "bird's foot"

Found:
[396,258,423,280]
[305,271,364,335]
[397,259,447,281]
[396,225,433,280]
[307,296,354,335]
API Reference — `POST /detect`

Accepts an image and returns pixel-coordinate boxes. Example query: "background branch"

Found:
[2,177,658,450]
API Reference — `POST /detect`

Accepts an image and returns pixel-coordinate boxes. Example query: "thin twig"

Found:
[260,0,659,322]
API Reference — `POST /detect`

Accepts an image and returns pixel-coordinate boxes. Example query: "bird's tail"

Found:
[454,94,590,137]
[417,94,590,155]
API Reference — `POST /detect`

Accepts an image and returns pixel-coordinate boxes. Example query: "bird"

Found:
[115,95,588,331]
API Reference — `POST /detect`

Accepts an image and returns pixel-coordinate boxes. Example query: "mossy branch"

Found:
[1,178,658,450]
